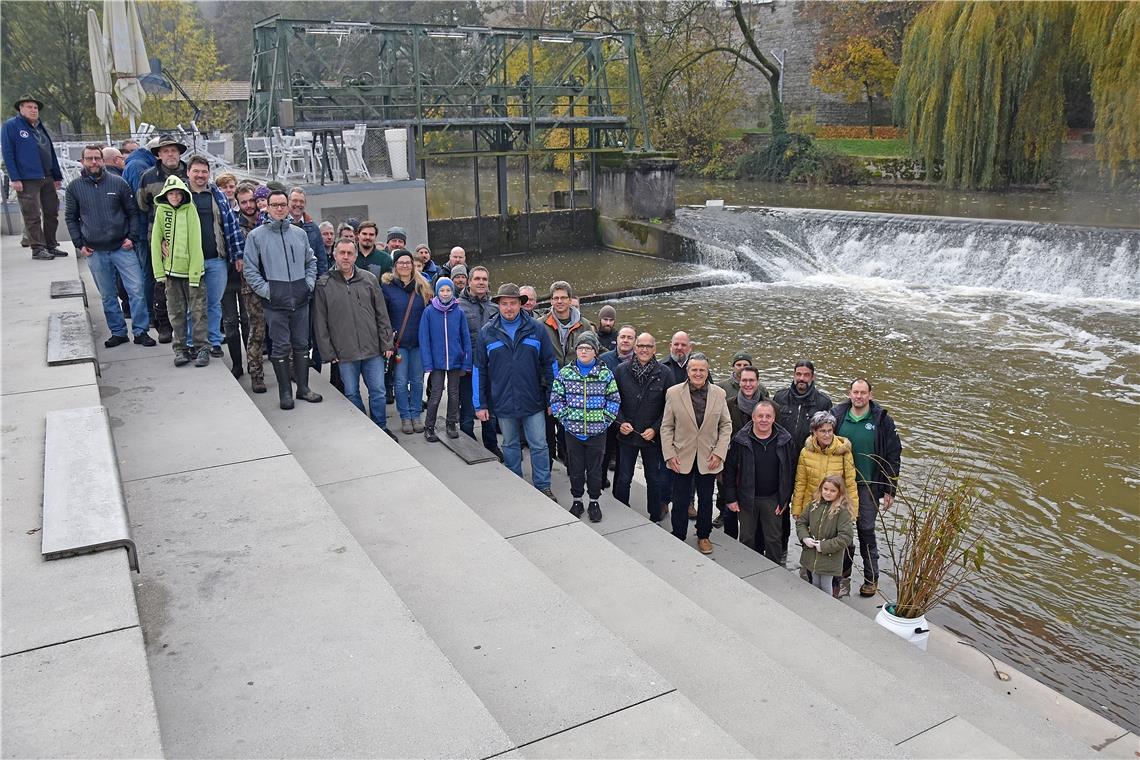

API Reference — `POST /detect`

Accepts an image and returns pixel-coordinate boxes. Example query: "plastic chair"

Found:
[245,136,273,176]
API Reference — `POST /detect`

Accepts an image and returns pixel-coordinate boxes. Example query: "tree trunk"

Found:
[866,89,875,138]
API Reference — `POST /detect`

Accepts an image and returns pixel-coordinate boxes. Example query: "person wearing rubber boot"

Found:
[242,189,321,410]
[233,183,267,392]
[833,378,902,598]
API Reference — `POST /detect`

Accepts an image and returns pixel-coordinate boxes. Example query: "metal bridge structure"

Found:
[245,16,654,216]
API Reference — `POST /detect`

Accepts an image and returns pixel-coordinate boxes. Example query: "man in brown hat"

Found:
[2,96,65,260]
[474,283,558,501]
[135,134,189,344]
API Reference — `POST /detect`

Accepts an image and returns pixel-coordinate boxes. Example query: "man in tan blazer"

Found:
[660,352,733,554]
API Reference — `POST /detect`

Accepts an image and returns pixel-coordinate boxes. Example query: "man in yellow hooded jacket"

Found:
[151,175,207,367]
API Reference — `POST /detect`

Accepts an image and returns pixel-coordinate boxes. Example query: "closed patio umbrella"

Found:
[87,9,115,140]
[105,0,150,124]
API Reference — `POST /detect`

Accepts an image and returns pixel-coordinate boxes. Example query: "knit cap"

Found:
[450,264,468,279]
[598,305,617,320]
[574,331,602,355]
[435,277,455,295]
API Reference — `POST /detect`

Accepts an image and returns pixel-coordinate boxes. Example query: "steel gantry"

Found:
[246,17,653,209]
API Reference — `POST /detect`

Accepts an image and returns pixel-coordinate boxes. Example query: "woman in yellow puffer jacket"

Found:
[791,411,859,519]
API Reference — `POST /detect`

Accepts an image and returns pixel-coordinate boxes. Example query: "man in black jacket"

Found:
[722,400,796,562]
[772,359,833,560]
[65,145,155,347]
[612,332,669,522]
[833,378,902,597]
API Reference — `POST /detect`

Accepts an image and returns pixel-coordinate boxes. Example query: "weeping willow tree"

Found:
[1071,3,1140,181]
[894,2,1073,189]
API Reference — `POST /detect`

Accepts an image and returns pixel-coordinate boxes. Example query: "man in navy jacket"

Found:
[1,95,64,260]
[474,283,558,501]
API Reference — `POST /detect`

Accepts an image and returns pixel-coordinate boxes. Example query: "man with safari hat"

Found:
[473,283,558,501]
[2,95,65,260]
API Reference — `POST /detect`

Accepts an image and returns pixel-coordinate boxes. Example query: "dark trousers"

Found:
[604,422,619,470]
[16,178,58,251]
[613,441,663,520]
[842,483,881,581]
[546,413,566,464]
[263,304,309,359]
[222,267,247,343]
[564,433,606,500]
[716,476,740,539]
[459,372,498,450]
[670,469,715,541]
[753,495,784,564]
[426,368,462,428]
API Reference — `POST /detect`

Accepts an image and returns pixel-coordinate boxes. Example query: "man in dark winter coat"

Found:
[2,96,64,260]
[833,378,902,598]
[772,359,833,561]
[613,332,669,521]
[722,400,796,563]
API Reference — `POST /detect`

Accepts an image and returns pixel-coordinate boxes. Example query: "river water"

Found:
[477,206,1140,732]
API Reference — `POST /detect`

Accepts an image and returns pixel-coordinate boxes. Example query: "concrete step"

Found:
[246,369,750,756]
[398,429,919,757]
[95,349,514,758]
[2,244,162,759]
[406,424,1095,758]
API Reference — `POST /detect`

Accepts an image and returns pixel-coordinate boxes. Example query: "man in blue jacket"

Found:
[1,96,64,260]
[474,283,558,501]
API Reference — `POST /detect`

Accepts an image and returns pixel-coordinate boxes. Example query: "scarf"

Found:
[785,381,818,404]
[736,390,760,419]
[630,355,658,385]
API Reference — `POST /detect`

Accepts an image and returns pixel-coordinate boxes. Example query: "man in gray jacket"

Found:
[243,189,321,410]
[314,239,395,435]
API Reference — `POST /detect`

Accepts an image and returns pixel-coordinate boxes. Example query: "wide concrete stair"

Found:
[9,232,1116,757]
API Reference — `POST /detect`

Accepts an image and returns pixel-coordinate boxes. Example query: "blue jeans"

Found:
[393,346,424,420]
[498,412,550,491]
[339,356,387,429]
[200,257,228,347]
[87,246,150,336]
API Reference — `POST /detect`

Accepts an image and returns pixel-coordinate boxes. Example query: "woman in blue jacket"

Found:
[419,277,471,441]
[381,248,432,433]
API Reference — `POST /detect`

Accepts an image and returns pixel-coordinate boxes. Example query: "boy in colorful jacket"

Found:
[550,332,620,522]
[150,175,207,367]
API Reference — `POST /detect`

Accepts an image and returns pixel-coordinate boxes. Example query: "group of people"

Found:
[5,99,903,601]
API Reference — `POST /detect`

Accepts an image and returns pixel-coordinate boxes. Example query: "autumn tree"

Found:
[810,37,898,137]
[1,0,97,134]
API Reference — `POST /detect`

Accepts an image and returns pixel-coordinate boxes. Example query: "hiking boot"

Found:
[401,419,413,434]
[209,345,224,358]
[104,334,129,348]
[194,348,210,367]
[587,501,602,523]
[859,580,878,598]
[173,349,192,367]
[445,422,459,439]
[424,427,439,443]
[412,418,424,433]
[541,488,558,503]
[134,332,156,347]
[698,538,714,555]
[272,358,294,410]
[157,327,173,344]
[49,247,69,257]
[250,372,266,393]
[32,248,55,261]
[570,500,585,518]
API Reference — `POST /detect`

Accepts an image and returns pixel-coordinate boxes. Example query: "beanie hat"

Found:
[386,226,408,243]
[435,277,455,295]
[253,185,271,200]
[598,305,617,320]
[574,331,602,355]
[731,351,753,364]
[391,248,414,266]
[450,264,468,279]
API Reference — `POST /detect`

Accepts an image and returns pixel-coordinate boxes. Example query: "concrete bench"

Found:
[46,310,98,373]
[41,406,138,572]
[50,278,87,305]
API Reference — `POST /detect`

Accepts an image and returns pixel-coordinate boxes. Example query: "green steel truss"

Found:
[245,16,653,158]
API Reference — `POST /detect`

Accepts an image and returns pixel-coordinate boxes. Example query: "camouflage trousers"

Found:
[240,277,266,383]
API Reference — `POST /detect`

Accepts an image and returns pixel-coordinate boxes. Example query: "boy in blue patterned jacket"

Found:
[550,332,621,522]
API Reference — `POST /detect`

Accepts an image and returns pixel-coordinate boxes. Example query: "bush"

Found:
[735,132,866,185]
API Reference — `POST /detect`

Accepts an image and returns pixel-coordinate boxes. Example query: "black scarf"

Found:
[631,356,658,385]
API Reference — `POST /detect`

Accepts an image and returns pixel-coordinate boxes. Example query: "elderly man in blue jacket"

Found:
[1,96,65,260]
[474,283,558,502]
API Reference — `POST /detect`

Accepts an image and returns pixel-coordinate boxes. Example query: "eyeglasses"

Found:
[267,202,288,208]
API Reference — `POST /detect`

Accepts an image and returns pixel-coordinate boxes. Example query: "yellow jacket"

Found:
[791,434,859,518]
